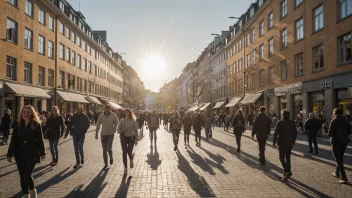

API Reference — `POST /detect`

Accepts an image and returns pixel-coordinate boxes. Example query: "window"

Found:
[281,28,288,49]
[60,22,64,34]
[281,0,288,19]
[252,29,255,43]
[268,38,274,57]
[60,71,65,87]
[268,67,273,84]
[48,16,54,31]
[7,18,18,43]
[245,76,249,89]
[6,56,16,80]
[339,33,352,64]
[24,62,32,83]
[295,0,303,8]
[245,33,250,46]
[82,58,86,71]
[82,40,86,51]
[77,36,81,47]
[252,49,257,64]
[268,12,274,29]
[38,8,45,25]
[313,44,324,71]
[259,0,263,6]
[238,58,243,72]
[295,18,304,42]
[313,5,324,32]
[259,44,264,60]
[246,53,251,68]
[251,73,256,88]
[281,60,288,80]
[259,70,264,86]
[77,54,81,68]
[66,47,70,62]
[259,20,264,37]
[65,27,70,39]
[87,61,91,74]
[59,44,64,60]
[239,39,242,51]
[38,66,45,86]
[48,69,54,87]
[71,51,75,65]
[38,35,45,55]
[295,53,304,76]
[8,0,17,6]
[87,45,91,55]
[339,0,352,20]
[48,41,54,58]
[25,0,33,17]
[71,32,75,43]
[24,28,32,50]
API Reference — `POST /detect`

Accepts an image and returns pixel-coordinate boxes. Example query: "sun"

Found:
[142,55,166,77]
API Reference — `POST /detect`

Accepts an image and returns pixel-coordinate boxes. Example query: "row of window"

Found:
[211,85,226,98]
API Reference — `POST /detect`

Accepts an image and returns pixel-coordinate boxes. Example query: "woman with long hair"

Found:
[232,109,246,152]
[118,108,138,175]
[45,106,65,166]
[170,111,182,151]
[7,105,46,198]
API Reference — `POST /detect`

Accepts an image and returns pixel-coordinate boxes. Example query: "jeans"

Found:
[101,134,114,165]
[184,128,190,145]
[205,127,212,139]
[73,135,85,164]
[172,129,181,147]
[49,138,59,162]
[120,135,134,168]
[332,143,348,179]
[16,154,36,194]
[257,138,267,165]
[308,135,318,152]
[149,127,157,143]
[279,146,293,174]
[234,133,242,149]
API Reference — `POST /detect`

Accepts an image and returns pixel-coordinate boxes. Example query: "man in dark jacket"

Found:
[304,113,321,154]
[65,105,90,169]
[0,109,12,144]
[193,111,203,146]
[328,108,352,183]
[252,106,271,165]
[247,111,255,127]
[273,109,297,181]
[147,110,160,146]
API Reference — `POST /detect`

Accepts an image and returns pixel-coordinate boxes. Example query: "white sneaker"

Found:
[124,168,128,175]
[29,189,37,198]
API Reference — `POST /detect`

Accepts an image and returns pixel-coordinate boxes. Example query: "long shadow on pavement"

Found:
[197,146,229,174]
[65,168,109,198]
[115,175,132,198]
[186,147,215,175]
[146,145,161,170]
[176,151,215,197]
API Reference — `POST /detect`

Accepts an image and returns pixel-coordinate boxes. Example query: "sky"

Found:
[68,0,253,92]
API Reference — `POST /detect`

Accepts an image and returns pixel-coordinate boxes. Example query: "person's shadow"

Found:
[146,145,162,170]
[115,175,132,198]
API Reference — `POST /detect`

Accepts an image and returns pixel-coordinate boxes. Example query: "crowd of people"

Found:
[1,104,351,197]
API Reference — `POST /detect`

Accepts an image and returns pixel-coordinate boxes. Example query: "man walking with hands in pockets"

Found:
[95,104,119,168]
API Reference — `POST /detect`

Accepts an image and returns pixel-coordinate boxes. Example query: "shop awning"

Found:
[188,106,198,111]
[85,96,102,105]
[225,97,242,107]
[213,101,226,109]
[108,101,123,109]
[57,91,89,103]
[199,102,211,111]
[240,93,263,105]
[5,82,51,99]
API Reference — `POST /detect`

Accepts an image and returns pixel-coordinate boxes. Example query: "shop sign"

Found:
[274,83,302,96]
[320,80,333,89]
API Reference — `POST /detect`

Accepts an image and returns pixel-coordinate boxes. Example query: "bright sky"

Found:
[68,0,252,92]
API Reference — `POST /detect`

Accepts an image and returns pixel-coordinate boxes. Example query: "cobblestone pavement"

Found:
[0,125,351,198]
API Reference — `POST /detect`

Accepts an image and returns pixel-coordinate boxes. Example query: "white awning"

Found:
[199,102,211,111]
[188,106,198,111]
[85,96,102,105]
[5,83,51,99]
[213,101,226,109]
[57,91,89,103]
[240,93,263,105]
[225,97,242,107]
[108,101,123,109]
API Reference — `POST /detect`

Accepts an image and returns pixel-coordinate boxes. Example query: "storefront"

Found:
[199,102,212,112]
[274,82,303,119]
[264,90,275,116]
[225,97,242,115]
[240,92,263,116]
[56,90,90,113]
[337,88,352,116]
[212,100,227,114]
[85,95,103,112]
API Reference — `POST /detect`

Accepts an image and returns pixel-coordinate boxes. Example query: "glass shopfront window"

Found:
[267,96,274,115]
[337,88,352,117]
[24,97,33,106]
[292,94,303,119]
[310,91,325,119]
[279,96,287,112]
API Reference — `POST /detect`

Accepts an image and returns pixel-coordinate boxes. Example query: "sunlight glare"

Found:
[142,55,166,77]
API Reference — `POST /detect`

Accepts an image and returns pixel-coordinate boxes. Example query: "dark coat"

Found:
[45,115,65,139]
[182,115,192,131]
[147,114,160,128]
[0,113,12,131]
[232,115,245,135]
[7,122,46,163]
[252,113,271,139]
[67,113,90,137]
[192,114,203,131]
[273,119,297,147]
[328,116,352,145]
[304,118,321,136]
[247,113,254,125]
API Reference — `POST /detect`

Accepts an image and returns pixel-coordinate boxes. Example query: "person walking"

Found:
[252,106,271,165]
[224,113,231,132]
[7,105,45,198]
[193,111,203,146]
[0,109,12,145]
[271,113,279,129]
[147,110,160,146]
[273,109,297,181]
[95,104,118,168]
[182,112,192,149]
[328,108,352,183]
[64,105,90,169]
[247,111,255,128]
[304,113,321,155]
[118,108,138,175]
[203,112,213,139]
[45,106,65,166]
[170,111,182,151]
[232,110,245,153]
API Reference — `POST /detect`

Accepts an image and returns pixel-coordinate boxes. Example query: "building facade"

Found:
[144,91,157,112]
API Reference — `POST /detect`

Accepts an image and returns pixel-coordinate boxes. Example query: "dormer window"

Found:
[259,0,263,6]
[250,7,254,17]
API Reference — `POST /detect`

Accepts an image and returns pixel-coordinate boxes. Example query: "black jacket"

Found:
[247,113,254,125]
[182,115,192,130]
[0,114,12,131]
[7,122,46,163]
[252,113,271,139]
[328,116,352,145]
[67,113,90,137]
[45,115,65,139]
[273,119,297,147]
[147,114,160,128]
[192,114,203,131]
[304,118,321,136]
[232,115,245,135]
